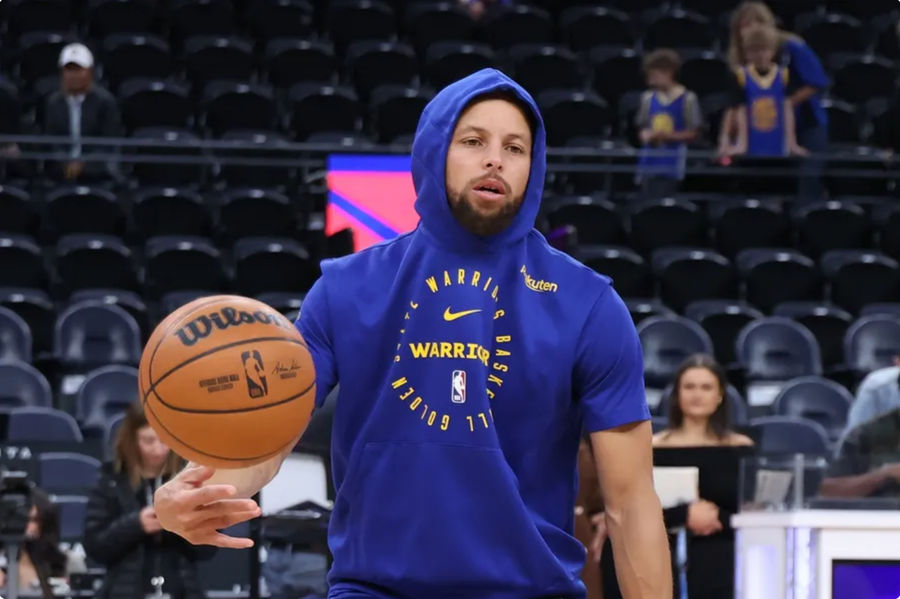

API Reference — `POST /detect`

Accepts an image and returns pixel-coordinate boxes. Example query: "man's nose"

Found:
[483,144,503,171]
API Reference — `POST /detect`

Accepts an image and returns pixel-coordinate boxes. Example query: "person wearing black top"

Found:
[84,401,213,599]
[591,354,755,599]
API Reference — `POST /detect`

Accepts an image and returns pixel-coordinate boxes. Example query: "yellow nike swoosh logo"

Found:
[443,307,482,322]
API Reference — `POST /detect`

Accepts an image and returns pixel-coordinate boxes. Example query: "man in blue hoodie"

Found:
[153,69,672,599]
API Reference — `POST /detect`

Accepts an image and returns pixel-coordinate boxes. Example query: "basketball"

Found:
[139,295,316,469]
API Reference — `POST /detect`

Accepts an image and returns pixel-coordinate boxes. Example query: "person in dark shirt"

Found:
[820,408,900,499]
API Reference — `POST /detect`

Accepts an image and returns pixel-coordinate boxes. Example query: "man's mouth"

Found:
[471,178,506,200]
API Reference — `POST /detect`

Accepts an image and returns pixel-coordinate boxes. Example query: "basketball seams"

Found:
[156,373,315,414]
[144,390,292,462]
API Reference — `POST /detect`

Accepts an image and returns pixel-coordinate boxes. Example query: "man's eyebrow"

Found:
[456,125,530,142]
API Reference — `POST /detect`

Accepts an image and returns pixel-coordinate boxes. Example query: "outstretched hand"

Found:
[153,464,261,548]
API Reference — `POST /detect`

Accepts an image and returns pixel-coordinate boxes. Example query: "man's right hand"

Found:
[686,500,722,536]
[153,464,262,548]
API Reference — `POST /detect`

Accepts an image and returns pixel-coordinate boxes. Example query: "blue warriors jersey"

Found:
[739,65,789,156]
[638,89,688,179]
[295,69,650,599]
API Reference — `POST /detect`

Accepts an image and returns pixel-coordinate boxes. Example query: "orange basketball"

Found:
[139,295,316,468]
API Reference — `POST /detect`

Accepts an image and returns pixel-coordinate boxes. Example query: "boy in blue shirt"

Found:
[635,49,702,199]
[152,69,673,599]
[720,24,807,158]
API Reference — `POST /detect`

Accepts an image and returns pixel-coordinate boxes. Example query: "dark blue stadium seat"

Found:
[629,198,707,255]
[679,51,731,97]
[637,316,714,388]
[54,495,89,541]
[874,203,900,261]
[160,290,217,316]
[772,376,852,438]
[559,6,634,52]
[8,407,83,442]
[657,382,749,426]
[256,291,304,316]
[45,187,126,239]
[101,34,172,94]
[234,237,316,296]
[624,298,675,326]
[830,54,897,105]
[479,4,553,48]
[736,248,822,312]
[120,81,192,132]
[538,89,611,146]
[54,301,142,367]
[821,250,900,314]
[736,317,823,384]
[823,99,861,143]
[246,0,314,40]
[684,300,763,366]
[509,44,582,98]
[652,247,737,311]
[216,129,296,189]
[88,0,159,39]
[651,416,668,434]
[748,416,831,455]
[144,236,228,296]
[844,315,900,376]
[0,235,47,290]
[424,41,497,91]
[39,452,102,493]
[16,32,72,89]
[0,288,54,355]
[68,289,149,339]
[0,79,20,137]
[543,196,624,246]
[405,2,476,53]
[56,234,139,293]
[772,302,853,370]
[6,0,72,39]
[575,245,652,297]
[203,82,277,136]
[133,187,212,240]
[643,9,712,50]
[289,83,363,140]
[76,365,139,433]
[0,186,36,237]
[370,85,434,144]
[710,198,790,258]
[104,412,126,458]
[589,47,644,109]
[0,360,51,408]
[326,0,396,53]
[170,0,237,39]
[794,200,871,258]
[860,303,900,317]
[0,306,31,362]
[796,13,865,62]
[264,38,337,89]
[347,40,419,100]
[220,189,298,239]
[184,35,255,89]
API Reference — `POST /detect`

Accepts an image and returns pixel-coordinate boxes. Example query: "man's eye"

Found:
[507,145,524,154]
[462,138,481,146]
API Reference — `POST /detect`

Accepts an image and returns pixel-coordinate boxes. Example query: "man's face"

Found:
[61,64,92,94]
[445,98,532,237]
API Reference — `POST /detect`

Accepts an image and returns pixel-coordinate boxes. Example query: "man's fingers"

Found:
[179,464,217,485]
[184,484,239,507]
[193,531,255,549]
[188,509,261,534]
[176,499,259,528]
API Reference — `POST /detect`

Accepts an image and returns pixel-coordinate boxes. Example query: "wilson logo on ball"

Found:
[174,307,291,346]
[241,349,269,399]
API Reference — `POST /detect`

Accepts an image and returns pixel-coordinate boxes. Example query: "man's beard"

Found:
[447,187,524,237]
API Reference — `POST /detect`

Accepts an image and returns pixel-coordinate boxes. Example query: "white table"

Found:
[732,509,900,599]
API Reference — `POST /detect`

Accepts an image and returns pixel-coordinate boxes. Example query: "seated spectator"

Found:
[84,401,213,599]
[634,49,702,199]
[0,488,77,594]
[458,0,512,20]
[596,354,754,599]
[839,356,900,445]
[820,407,900,499]
[43,43,122,182]
[720,24,807,158]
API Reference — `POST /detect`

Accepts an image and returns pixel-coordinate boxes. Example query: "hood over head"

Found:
[411,68,546,253]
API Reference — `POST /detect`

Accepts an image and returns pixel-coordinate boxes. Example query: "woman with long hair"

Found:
[84,401,212,599]
[0,488,70,594]
[720,1,829,200]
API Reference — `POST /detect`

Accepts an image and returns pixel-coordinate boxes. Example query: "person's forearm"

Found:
[605,488,672,599]
[789,86,817,106]
[200,438,296,498]
[819,470,889,498]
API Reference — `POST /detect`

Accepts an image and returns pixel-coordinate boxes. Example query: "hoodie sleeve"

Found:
[574,285,651,433]
[295,274,338,408]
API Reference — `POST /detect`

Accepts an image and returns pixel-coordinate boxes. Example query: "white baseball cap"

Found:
[59,43,94,69]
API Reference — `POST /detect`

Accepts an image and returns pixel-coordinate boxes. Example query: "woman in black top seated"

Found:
[595,354,754,599]
[84,401,213,599]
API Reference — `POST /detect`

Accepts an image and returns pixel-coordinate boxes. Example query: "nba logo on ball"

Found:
[241,350,268,399]
[451,370,466,404]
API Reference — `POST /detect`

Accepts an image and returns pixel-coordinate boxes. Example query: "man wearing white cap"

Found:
[43,42,122,181]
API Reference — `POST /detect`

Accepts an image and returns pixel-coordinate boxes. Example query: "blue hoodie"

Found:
[296,68,650,599]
